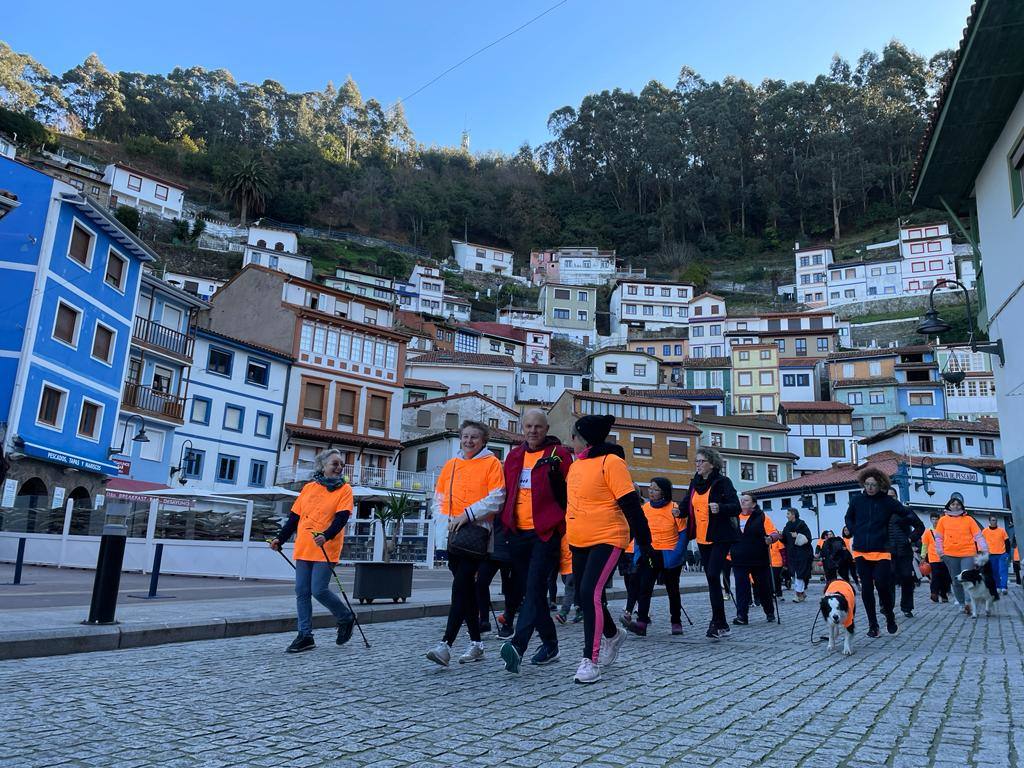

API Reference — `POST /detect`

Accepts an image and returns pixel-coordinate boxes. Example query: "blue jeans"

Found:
[990,553,1009,590]
[295,559,352,636]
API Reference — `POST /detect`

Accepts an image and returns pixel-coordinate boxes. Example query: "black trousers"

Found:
[571,543,621,661]
[929,560,951,599]
[824,560,854,584]
[1013,560,1021,585]
[733,562,775,621]
[889,552,916,612]
[855,557,894,629]
[476,557,518,626]
[444,553,481,644]
[634,550,683,625]
[699,542,730,627]
[722,560,733,594]
[509,530,561,655]
[771,566,784,596]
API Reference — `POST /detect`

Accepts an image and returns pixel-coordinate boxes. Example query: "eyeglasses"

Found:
[695,458,709,464]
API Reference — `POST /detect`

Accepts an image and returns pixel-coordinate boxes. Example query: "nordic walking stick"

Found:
[312,533,371,648]
[268,541,296,570]
[679,598,694,626]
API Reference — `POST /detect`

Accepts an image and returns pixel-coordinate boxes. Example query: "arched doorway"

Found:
[14,477,47,533]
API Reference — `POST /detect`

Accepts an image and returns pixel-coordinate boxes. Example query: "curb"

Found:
[0,584,709,661]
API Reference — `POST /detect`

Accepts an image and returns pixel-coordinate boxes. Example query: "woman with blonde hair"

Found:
[270,448,355,653]
[426,421,505,666]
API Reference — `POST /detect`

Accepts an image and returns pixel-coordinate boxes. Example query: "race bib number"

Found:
[519,468,532,489]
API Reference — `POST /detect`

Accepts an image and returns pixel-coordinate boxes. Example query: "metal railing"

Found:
[122,382,186,422]
[133,316,195,359]
[275,462,435,492]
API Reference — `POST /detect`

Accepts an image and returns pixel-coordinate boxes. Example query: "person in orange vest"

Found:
[426,420,506,666]
[934,494,989,614]
[564,414,652,684]
[1012,541,1021,586]
[555,533,581,624]
[921,512,950,602]
[982,515,1011,595]
[684,445,742,640]
[769,539,785,597]
[270,448,355,653]
[624,477,686,636]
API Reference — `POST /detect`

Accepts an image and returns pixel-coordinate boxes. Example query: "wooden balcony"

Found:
[121,382,185,423]
[132,316,195,361]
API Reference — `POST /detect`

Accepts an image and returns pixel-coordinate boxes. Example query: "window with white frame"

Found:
[91,322,115,364]
[53,301,82,348]
[37,384,67,428]
[104,248,128,291]
[77,399,103,441]
[68,221,94,268]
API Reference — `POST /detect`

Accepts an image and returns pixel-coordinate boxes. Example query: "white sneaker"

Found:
[458,641,485,664]
[597,628,626,667]
[426,641,451,667]
[574,657,601,684]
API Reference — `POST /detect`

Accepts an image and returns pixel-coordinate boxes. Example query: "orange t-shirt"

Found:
[291,482,354,563]
[853,550,891,561]
[921,529,940,563]
[769,540,783,567]
[434,453,505,518]
[982,526,1009,555]
[935,514,981,557]
[643,501,684,551]
[514,450,544,531]
[692,489,711,545]
[559,534,572,576]
[842,536,853,554]
[1014,546,1020,562]
[566,453,635,549]
[824,579,856,629]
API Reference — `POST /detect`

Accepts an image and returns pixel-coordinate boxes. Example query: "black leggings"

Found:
[444,554,481,644]
[699,542,730,627]
[634,550,682,625]
[476,557,517,626]
[929,560,951,599]
[571,543,621,661]
[733,562,775,621]
[856,557,894,629]
[771,566,784,596]
[889,552,915,613]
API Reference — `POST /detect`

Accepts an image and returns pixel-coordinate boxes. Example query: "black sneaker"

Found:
[479,621,492,634]
[287,634,315,653]
[497,624,514,639]
[902,610,914,619]
[706,622,721,640]
[731,617,748,626]
[336,617,354,646]
[625,620,648,636]
[717,622,731,636]
[867,626,880,638]
[530,643,560,665]
[885,613,899,635]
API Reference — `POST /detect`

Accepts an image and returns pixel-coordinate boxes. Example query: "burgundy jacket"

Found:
[500,437,573,542]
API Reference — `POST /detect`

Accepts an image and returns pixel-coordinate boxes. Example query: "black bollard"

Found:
[127,542,175,600]
[4,537,32,586]
[85,513,128,624]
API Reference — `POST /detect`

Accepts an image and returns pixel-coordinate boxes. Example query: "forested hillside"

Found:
[1,40,952,269]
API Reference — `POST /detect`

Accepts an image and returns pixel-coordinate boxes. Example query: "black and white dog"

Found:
[820,581,855,656]
[956,556,997,618]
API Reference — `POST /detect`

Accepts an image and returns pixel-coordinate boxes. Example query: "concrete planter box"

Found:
[353,561,414,604]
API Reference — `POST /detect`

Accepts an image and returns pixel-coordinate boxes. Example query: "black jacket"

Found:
[730,509,772,567]
[845,492,921,554]
[887,512,924,559]
[821,536,852,571]
[683,469,741,545]
[781,518,814,581]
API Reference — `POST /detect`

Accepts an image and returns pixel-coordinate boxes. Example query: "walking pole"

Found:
[268,541,296,570]
[313,532,371,648]
[679,598,694,626]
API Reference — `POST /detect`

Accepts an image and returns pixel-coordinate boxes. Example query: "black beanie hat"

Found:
[651,477,673,502]
[574,414,615,446]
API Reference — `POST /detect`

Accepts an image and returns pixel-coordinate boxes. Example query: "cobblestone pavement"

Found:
[2,584,1022,768]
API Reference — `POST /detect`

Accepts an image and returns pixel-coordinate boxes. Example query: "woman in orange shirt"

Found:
[982,515,1010,594]
[564,414,651,684]
[684,445,741,640]
[426,420,506,667]
[624,477,686,637]
[270,448,355,653]
[934,495,988,612]
[921,512,951,602]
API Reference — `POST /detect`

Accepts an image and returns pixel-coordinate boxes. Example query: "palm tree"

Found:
[222,157,270,226]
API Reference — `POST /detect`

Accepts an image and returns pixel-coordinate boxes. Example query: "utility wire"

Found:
[396,0,569,107]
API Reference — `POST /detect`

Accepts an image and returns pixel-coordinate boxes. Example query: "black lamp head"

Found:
[917,309,952,336]
[941,370,966,385]
[132,425,150,443]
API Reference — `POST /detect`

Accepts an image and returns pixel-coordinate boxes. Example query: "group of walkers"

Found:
[267,411,1018,683]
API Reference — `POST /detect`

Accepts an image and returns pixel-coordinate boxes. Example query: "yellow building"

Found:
[731,343,780,415]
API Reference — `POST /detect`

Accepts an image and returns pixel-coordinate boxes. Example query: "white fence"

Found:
[0,493,439,579]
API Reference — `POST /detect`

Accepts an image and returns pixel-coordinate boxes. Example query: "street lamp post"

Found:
[916,279,1004,373]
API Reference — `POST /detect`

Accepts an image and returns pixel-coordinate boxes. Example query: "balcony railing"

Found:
[276,462,436,493]
[122,382,186,423]
[133,316,195,360]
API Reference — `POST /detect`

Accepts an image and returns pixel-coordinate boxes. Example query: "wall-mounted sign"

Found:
[928,468,979,483]
[112,458,131,475]
[21,442,119,475]
[1,479,17,508]
[51,486,66,509]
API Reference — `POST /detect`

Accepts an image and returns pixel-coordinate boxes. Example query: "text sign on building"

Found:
[113,458,132,475]
[928,468,979,483]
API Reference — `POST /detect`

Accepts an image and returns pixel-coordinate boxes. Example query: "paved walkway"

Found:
[1,584,1021,767]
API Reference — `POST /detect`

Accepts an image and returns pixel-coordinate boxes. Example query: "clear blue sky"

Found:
[5,0,971,153]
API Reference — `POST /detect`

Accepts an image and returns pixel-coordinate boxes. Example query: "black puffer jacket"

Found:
[845,492,921,554]
[683,469,741,545]
[887,513,924,559]
[730,509,774,567]
[781,518,814,581]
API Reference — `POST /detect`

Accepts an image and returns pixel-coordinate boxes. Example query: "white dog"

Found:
[956,558,996,618]
[820,580,855,656]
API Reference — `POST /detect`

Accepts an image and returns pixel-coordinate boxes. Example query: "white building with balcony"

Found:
[451,239,514,276]
[610,279,695,333]
[588,349,659,393]
[860,418,1001,464]
[899,223,958,295]
[325,267,395,304]
[936,347,998,421]
[396,264,445,315]
[794,245,832,307]
[160,270,225,301]
[103,163,185,219]
[406,350,517,410]
[242,225,312,280]
[687,293,727,358]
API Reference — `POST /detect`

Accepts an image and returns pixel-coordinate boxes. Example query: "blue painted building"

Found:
[170,328,291,492]
[0,157,152,513]
[109,273,208,486]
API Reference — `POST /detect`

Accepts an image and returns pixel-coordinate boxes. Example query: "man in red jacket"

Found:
[498,409,574,672]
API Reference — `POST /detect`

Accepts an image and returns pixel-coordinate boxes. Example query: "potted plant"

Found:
[353,493,416,604]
